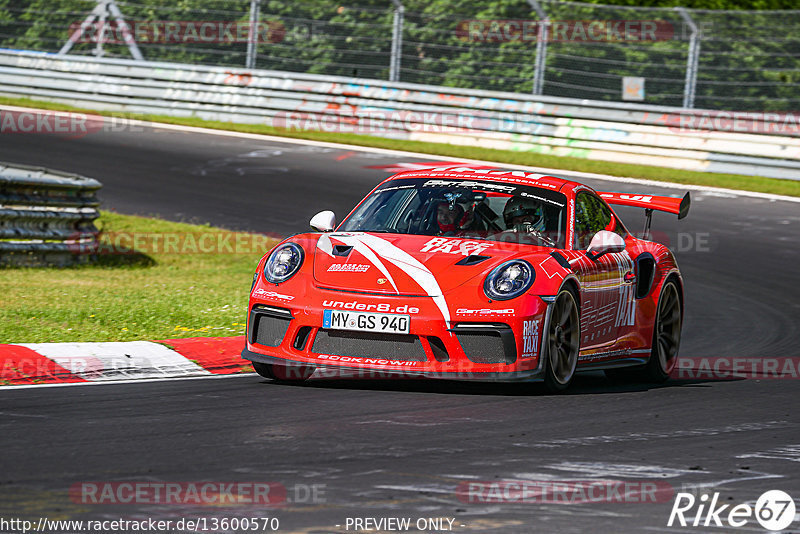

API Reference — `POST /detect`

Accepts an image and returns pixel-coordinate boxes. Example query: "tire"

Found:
[644,279,682,382]
[544,289,581,393]
[603,279,682,384]
[252,361,315,383]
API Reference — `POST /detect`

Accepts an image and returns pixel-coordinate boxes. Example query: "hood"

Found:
[313,232,533,296]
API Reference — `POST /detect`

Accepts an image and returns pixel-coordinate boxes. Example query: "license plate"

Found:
[323,309,410,334]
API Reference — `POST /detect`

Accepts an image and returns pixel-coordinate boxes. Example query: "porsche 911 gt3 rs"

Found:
[241,165,689,392]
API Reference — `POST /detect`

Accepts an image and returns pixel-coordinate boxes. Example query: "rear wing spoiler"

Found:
[599,191,691,219]
[599,191,690,239]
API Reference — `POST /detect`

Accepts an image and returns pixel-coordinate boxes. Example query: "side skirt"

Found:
[576,349,650,372]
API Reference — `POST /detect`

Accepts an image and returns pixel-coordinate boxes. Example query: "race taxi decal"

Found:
[522,319,540,359]
[421,237,492,256]
[613,252,637,328]
[567,251,636,335]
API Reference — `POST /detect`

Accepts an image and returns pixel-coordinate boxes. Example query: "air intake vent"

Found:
[451,324,517,365]
[550,251,571,270]
[251,314,291,347]
[456,254,491,266]
[456,332,508,364]
[427,336,450,362]
[332,245,353,257]
[312,330,427,361]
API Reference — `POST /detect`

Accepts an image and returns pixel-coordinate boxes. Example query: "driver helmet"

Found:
[503,195,545,233]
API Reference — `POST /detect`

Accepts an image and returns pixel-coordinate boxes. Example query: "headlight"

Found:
[484,260,535,300]
[263,242,304,284]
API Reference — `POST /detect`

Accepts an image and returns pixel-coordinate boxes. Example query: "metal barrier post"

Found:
[246,0,262,69]
[676,7,700,109]
[389,0,404,82]
[527,0,549,96]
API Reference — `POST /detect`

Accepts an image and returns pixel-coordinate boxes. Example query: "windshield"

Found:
[339,178,568,249]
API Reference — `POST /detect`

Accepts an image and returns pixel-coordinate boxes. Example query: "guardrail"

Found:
[0,49,798,181]
[0,161,101,267]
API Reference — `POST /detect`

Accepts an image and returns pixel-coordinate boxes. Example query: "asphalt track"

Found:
[1,120,799,533]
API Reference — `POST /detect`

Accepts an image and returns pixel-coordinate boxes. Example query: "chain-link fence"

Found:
[1,0,798,111]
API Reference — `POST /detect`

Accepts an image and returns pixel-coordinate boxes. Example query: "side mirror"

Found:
[310,210,336,232]
[586,230,625,260]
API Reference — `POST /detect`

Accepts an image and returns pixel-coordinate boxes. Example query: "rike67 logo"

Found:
[668,490,796,531]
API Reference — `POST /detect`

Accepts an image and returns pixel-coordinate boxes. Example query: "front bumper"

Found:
[241,348,548,382]
[242,286,552,382]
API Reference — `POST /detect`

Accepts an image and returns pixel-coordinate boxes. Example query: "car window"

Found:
[339,178,568,249]
[574,191,618,250]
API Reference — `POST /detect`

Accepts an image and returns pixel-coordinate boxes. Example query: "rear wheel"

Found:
[544,289,580,393]
[252,362,315,383]
[645,280,682,382]
[604,279,682,384]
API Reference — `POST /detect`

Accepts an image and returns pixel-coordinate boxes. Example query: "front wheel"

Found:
[544,289,580,393]
[252,362,315,383]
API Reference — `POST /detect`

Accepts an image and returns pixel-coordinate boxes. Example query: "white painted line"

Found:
[0,371,256,391]
[18,341,211,381]
[2,104,799,204]
[537,462,706,478]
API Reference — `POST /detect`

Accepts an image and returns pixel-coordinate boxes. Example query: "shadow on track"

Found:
[250,371,743,396]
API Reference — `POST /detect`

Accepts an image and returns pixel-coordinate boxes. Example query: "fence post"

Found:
[93,0,108,57]
[389,0,404,82]
[676,7,700,109]
[59,0,143,61]
[246,0,262,69]
[106,1,144,61]
[527,0,549,95]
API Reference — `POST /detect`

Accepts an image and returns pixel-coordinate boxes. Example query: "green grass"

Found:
[0,211,278,343]
[2,95,799,198]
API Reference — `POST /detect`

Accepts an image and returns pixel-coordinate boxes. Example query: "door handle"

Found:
[624,271,636,283]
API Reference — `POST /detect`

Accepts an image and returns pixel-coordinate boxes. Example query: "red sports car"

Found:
[242,166,689,392]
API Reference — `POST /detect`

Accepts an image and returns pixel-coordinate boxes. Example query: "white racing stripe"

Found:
[356,233,450,326]
[319,232,451,326]
[319,233,400,294]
